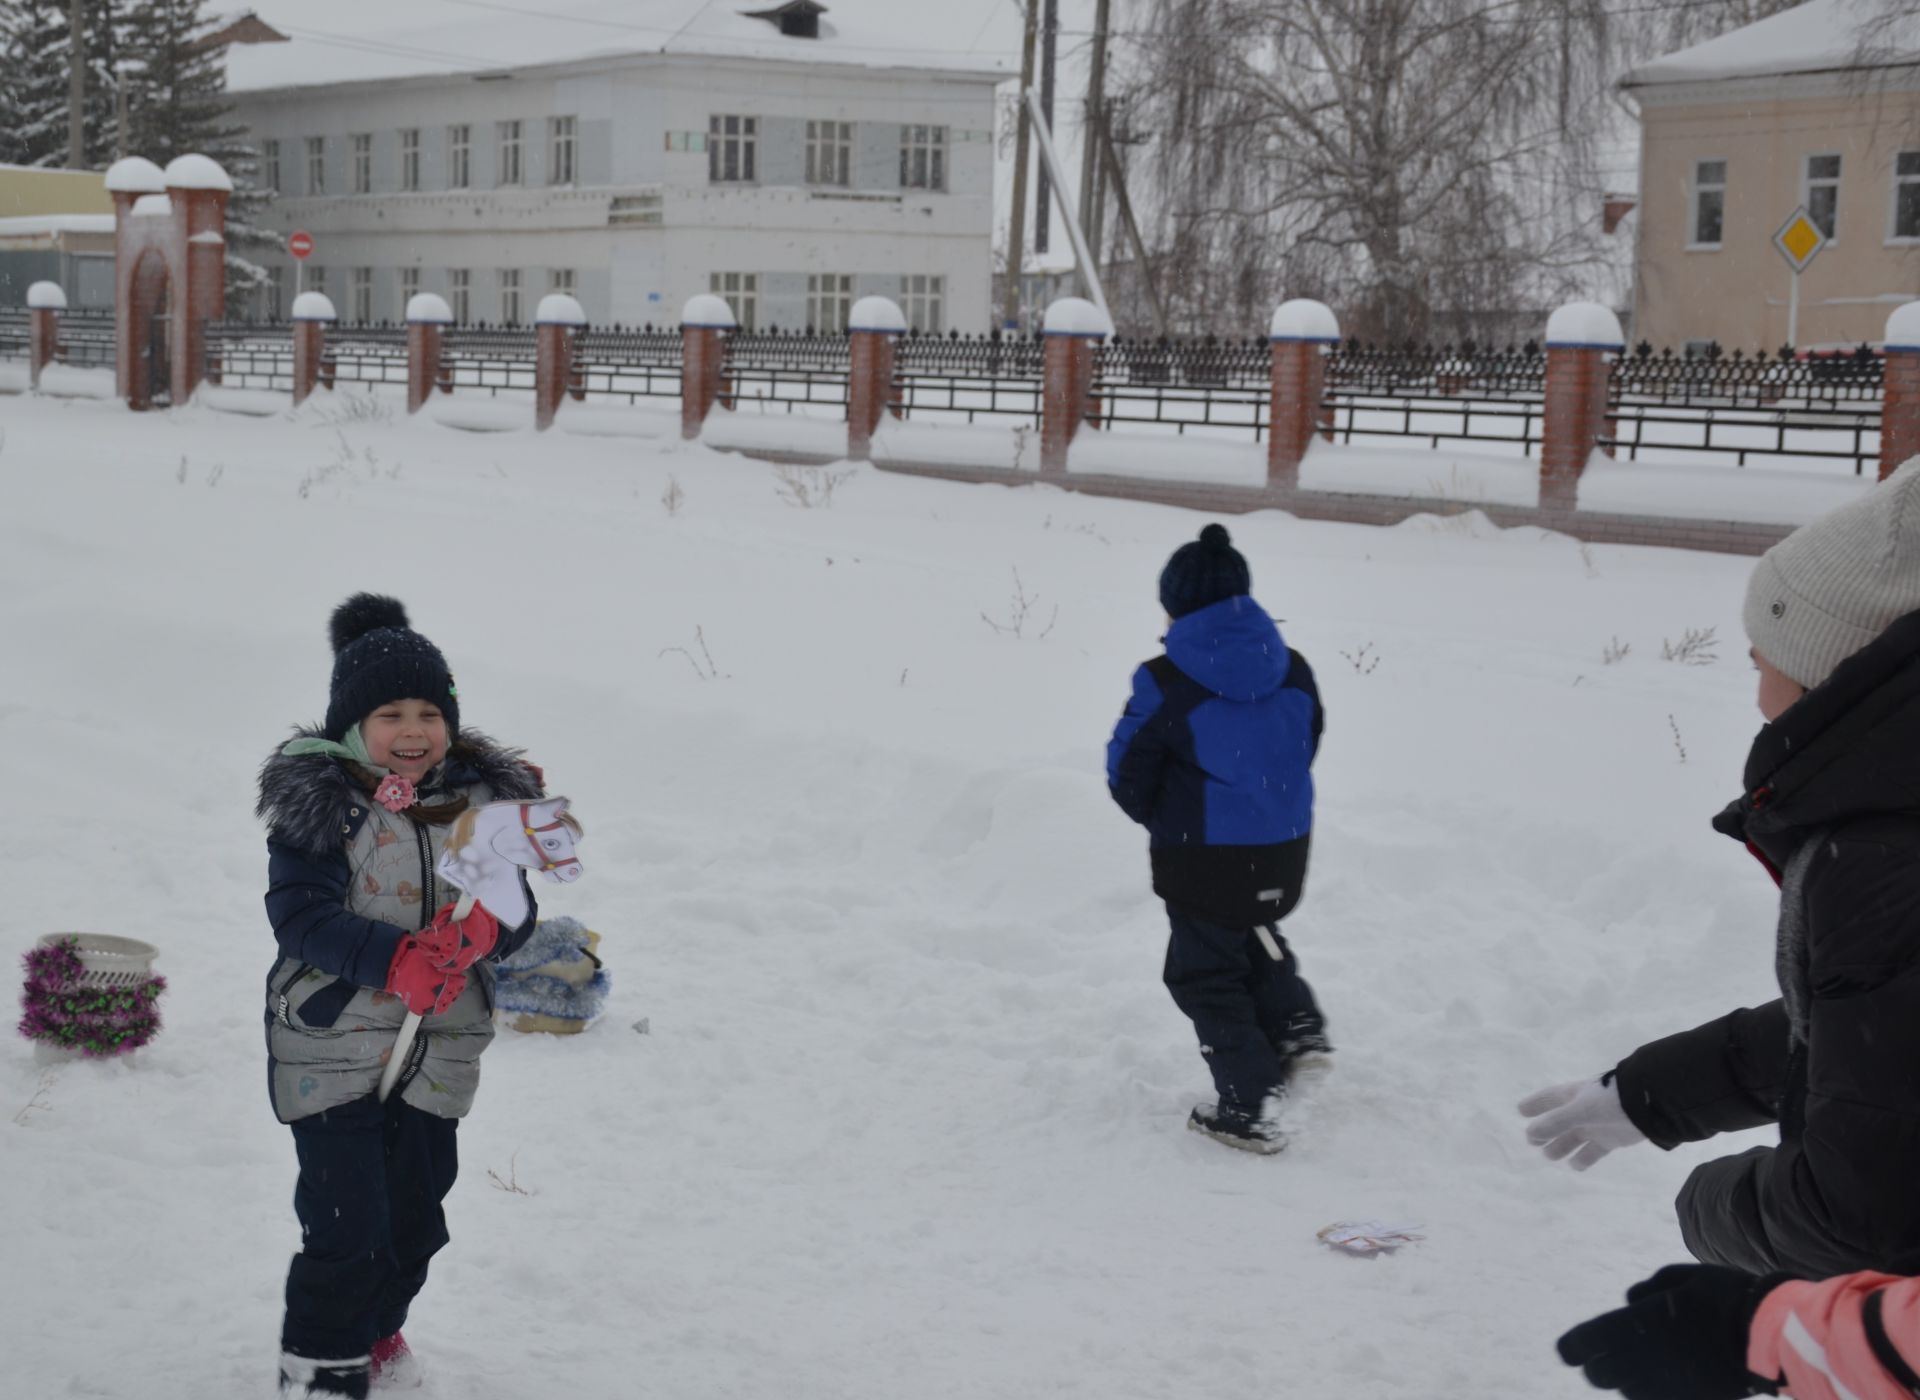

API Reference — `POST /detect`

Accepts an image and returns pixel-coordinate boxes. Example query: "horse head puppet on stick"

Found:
[377,797,584,1103]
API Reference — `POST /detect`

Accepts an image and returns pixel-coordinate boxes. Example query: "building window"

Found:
[449,268,471,325]
[710,271,758,330]
[498,120,524,187]
[900,125,946,191]
[352,134,371,194]
[1692,159,1726,246]
[261,267,282,320]
[262,139,280,193]
[708,115,757,183]
[500,269,522,326]
[399,267,420,315]
[806,120,851,186]
[900,274,944,333]
[1805,154,1841,239]
[1896,153,1920,240]
[550,268,576,295]
[305,136,325,195]
[806,273,852,332]
[308,266,328,301]
[351,267,373,323]
[401,129,421,192]
[448,125,471,189]
[549,116,577,185]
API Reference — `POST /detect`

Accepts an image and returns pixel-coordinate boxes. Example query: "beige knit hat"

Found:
[1744,459,1920,689]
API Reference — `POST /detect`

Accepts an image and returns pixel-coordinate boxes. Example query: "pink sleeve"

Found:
[1750,1273,1920,1400]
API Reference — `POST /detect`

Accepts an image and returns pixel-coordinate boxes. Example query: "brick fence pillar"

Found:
[1540,301,1625,517]
[535,293,587,432]
[1267,299,1342,492]
[680,293,736,441]
[1040,296,1113,476]
[405,292,452,415]
[26,281,65,391]
[847,296,907,461]
[291,292,336,406]
[1881,302,1920,480]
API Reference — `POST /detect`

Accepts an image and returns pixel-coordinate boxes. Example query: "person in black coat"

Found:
[1522,460,1920,1280]
[1107,524,1325,1154]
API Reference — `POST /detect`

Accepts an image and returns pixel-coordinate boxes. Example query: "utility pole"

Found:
[115,68,128,161]
[1036,0,1058,254]
[1001,0,1040,330]
[67,0,87,169]
[1077,0,1111,295]
[1102,127,1168,339]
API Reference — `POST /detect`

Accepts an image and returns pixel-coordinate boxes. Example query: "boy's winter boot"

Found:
[277,1352,371,1400]
[370,1333,424,1392]
[1277,1012,1334,1080]
[1187,1098,1286,1155]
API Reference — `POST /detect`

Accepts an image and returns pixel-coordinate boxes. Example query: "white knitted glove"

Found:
[1518,1077,1647,1171]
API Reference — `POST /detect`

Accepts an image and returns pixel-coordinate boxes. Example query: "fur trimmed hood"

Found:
[258,726,545,856]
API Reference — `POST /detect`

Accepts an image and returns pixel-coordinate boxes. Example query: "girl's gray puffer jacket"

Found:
[257,728,542,1123]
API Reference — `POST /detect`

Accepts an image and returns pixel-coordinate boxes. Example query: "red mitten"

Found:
[414,902,501,972]
[386,938,468,1016]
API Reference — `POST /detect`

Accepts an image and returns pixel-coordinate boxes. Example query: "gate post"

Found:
[680,293,736,440]
[1882,302,1920,481]
[847,296,906,461]
[1040,297,1112,475]
[535,293,587,431]
[406,293,452,415]
[1541,302,1625,517]
[27,282,64,391]
[292,291,337,406]
[1268,299,1342,493]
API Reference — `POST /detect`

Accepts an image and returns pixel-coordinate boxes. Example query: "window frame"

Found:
[549,115,577,186]
[448,124,472,190]
[351,133,372,195]
[400,129,421,193]
[262,138,281,193]
[550,268,576,296]
[806,273,853,333]
[1891,151,1920,244]
[707,115,758,184]
[1689,157,1727,250]
[710,271,759,330]
[399,267,420,316]
[1803,152,1842,242]
[899,273,945,334]
[806,120,852,187]
[448,268,471,325]
[305,136,325,196]
[351,267,373,324]
[500,268,523,326]
[899,125,947,192]
[498,120,524,188]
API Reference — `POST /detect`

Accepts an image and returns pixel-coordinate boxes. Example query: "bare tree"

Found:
[1118,0,1626,342]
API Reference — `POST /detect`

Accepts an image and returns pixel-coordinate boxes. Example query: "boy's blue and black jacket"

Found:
[1106,595,1322,928]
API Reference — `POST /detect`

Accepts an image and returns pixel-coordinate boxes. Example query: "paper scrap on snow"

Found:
[1318,1221,1426,1256]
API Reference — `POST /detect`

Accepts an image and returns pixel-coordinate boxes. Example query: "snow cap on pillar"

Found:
[26,282,67,311]
[536,293,587,327]
[1269,299,1341,344]
[1545,301,1626,350]
[1042,297,1114,338]
[406,293,454,325]
[131,194,173,218]
[680,293,737,330]
[1886,301,1920,352]
[292,292,338,323]
[105,157,167,194]
[162,154,233,191]
[849,296,907,334]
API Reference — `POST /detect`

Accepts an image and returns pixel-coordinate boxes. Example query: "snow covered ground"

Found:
[2,390,1790,1398]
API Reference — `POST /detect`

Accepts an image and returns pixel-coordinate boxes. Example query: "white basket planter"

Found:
[38,933,159,987]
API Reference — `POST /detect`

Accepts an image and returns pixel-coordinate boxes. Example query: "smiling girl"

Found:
[256,594,547,1399]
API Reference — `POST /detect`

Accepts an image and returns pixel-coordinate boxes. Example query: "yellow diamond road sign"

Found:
[1774,207,1826,272]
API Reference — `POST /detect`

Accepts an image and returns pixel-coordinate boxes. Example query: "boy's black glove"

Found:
[1557,1264,1787,1399]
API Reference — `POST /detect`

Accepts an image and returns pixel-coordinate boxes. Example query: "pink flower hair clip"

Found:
[373,774,418,813]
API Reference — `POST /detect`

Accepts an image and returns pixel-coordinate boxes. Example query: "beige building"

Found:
[0,165,114,308]
[1623,1,1920,352]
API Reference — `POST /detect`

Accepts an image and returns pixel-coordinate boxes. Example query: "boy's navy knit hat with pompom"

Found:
[1160,524,1252,619]
[324,594,460,740]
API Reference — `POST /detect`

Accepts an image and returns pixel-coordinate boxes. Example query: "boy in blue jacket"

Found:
[1107,524,1325,1154]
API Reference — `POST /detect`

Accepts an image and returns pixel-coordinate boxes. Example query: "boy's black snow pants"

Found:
[1163,905,1322,1112]
[282,1092,459,1361]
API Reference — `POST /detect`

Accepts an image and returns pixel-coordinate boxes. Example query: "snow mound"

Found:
[163,155,233,191]
[406,293,454,325]
[1043,297,1114,338]
[104,157,165,194]
[849,296,908,334]
[26,282,67,311]
[1888,302,1920,351]
[291,292,337,322]
[1546,302,1625,349]
[680,293,736,330]
[536,294,588,327]
[1270,299,1342,343]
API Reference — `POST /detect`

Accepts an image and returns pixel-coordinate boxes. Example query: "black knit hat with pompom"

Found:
[1159,523,1252,619]
[324,594,459,741]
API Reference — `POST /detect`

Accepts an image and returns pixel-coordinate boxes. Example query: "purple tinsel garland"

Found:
[18,939,167,1058]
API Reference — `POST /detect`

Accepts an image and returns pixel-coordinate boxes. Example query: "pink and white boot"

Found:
[370,1334,424,1392]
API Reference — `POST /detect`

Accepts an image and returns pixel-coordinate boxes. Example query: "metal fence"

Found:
[205,321,413,393]
[0,307,116,369]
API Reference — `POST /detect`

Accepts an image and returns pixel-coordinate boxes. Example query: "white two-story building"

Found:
[224,0,1013,331]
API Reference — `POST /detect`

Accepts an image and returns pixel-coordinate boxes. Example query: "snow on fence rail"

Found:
[0,306,116,370]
